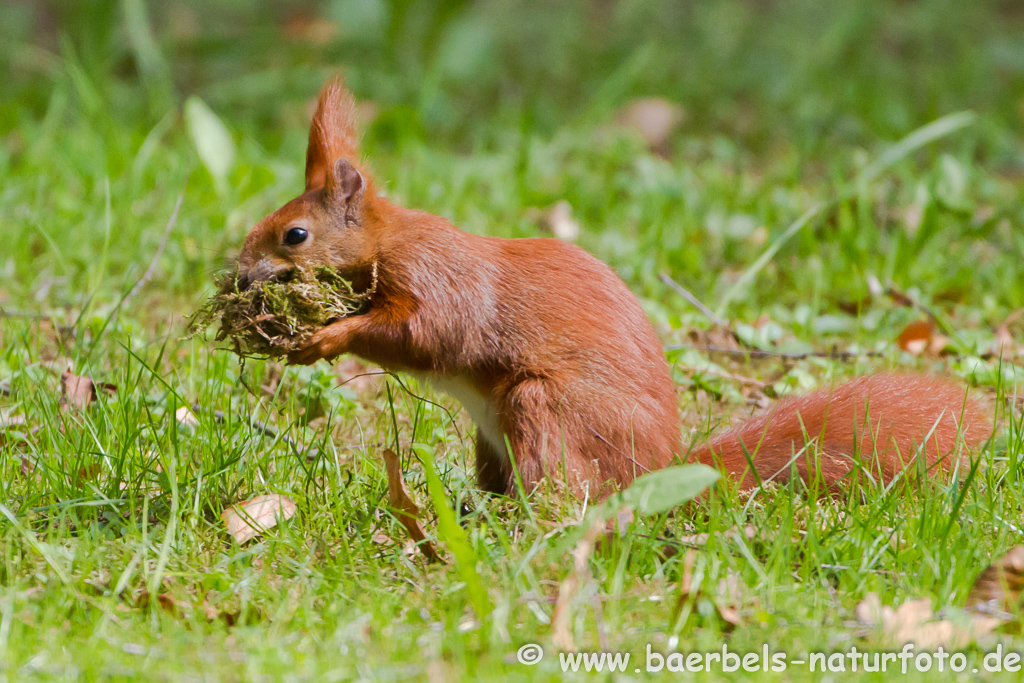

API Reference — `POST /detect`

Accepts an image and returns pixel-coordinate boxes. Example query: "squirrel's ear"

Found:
[304,124,330,192]
[304,79,359,192]
[327,158,364,207]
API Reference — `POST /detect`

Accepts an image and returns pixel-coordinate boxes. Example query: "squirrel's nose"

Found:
[238,259,279,289]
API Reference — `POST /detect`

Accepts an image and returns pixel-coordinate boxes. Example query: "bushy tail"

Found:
[691,374,992,489]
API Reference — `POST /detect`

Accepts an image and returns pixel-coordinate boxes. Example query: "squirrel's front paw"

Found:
[287,322,347,365]
[287,342,325,366]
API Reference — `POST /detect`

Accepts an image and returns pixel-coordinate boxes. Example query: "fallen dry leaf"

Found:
[283,12,337,45]
[856,593,999,648]
[221,494,297,544]
[136,589,240,626]
[175,406,199,428]
[856,592,887,624]
[0,413,25,430]
[551,517,605,652]
[673,551,744,629]
[382,449,441,563]
[77,463,103,480]
[885,598,958,649]
[991,307,1024,357]
[967,545,1024,617]
[617,97,685,151]
[605,507,634,539]
[993,324,1014,357]
[896,320,946,356]
[201,597,240,626]
[536,200,581,243]
[60,371,116,411]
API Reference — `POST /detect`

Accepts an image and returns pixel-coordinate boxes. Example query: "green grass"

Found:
[2,0,1024,680]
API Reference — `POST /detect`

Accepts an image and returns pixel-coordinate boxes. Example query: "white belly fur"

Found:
[410,373,507,463]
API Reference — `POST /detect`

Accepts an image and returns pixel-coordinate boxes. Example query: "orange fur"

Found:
[692,373,991,489]
[234,79,993,498]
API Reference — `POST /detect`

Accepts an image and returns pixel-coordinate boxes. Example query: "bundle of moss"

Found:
[189,266,368,357]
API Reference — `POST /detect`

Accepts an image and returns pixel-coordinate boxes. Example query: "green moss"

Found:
[189,267,367,357]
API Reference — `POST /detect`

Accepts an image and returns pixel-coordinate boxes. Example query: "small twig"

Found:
[192,404,310,458]
[1001,307,1024,329]
[336,369,389,388]
[124,190,185,306]
[883,283,956,336]
[659,273,728,328]
[0,309,50,320]
[666,343,882,362]
[385,371,465,445]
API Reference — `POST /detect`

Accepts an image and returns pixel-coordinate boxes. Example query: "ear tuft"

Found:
[305,78,361,192]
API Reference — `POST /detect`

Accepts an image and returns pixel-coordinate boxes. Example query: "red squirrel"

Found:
[234,79,991,497]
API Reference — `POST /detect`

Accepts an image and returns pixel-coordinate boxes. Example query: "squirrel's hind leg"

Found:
[497,379,594,496]
[474,431,511,495]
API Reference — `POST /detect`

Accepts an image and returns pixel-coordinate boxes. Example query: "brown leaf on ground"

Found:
[617,97,685,152]
[533,200,581,243]
[201,597,240,626]
[77,463,103,480]
[283,12,337,45]
[137,589,240,626]
[993,324,1014,357]
[896,320,947,356]
[673,550,744,629]
[967,546,1024,617]
[0,413,25,429]
[382,449,441,563]
[60,371,116,411]
[136,590,188,619]
[175,406,200,427]
[856,593,1000,648]
[991,307,1024,357]
[685,326,744,352]
[605,507,634,539]
[221,494,298,544]
[551,517,605,652]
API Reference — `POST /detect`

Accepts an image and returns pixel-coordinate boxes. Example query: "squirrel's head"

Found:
[236,79,374,288]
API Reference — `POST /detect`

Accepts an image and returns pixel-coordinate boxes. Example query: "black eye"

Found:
[284,227,308,245]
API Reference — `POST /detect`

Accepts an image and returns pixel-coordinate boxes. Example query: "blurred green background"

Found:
[1,0,1023,323]
[2,5,1024,678]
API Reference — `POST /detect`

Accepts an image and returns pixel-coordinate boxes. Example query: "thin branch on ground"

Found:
[124,189,186,307]
[666,343,882,362]
[659,273,729,328]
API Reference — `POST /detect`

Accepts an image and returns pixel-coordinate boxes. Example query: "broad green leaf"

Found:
[415,445,492,619]
[619,464,720,515]
[184,96,235,192]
